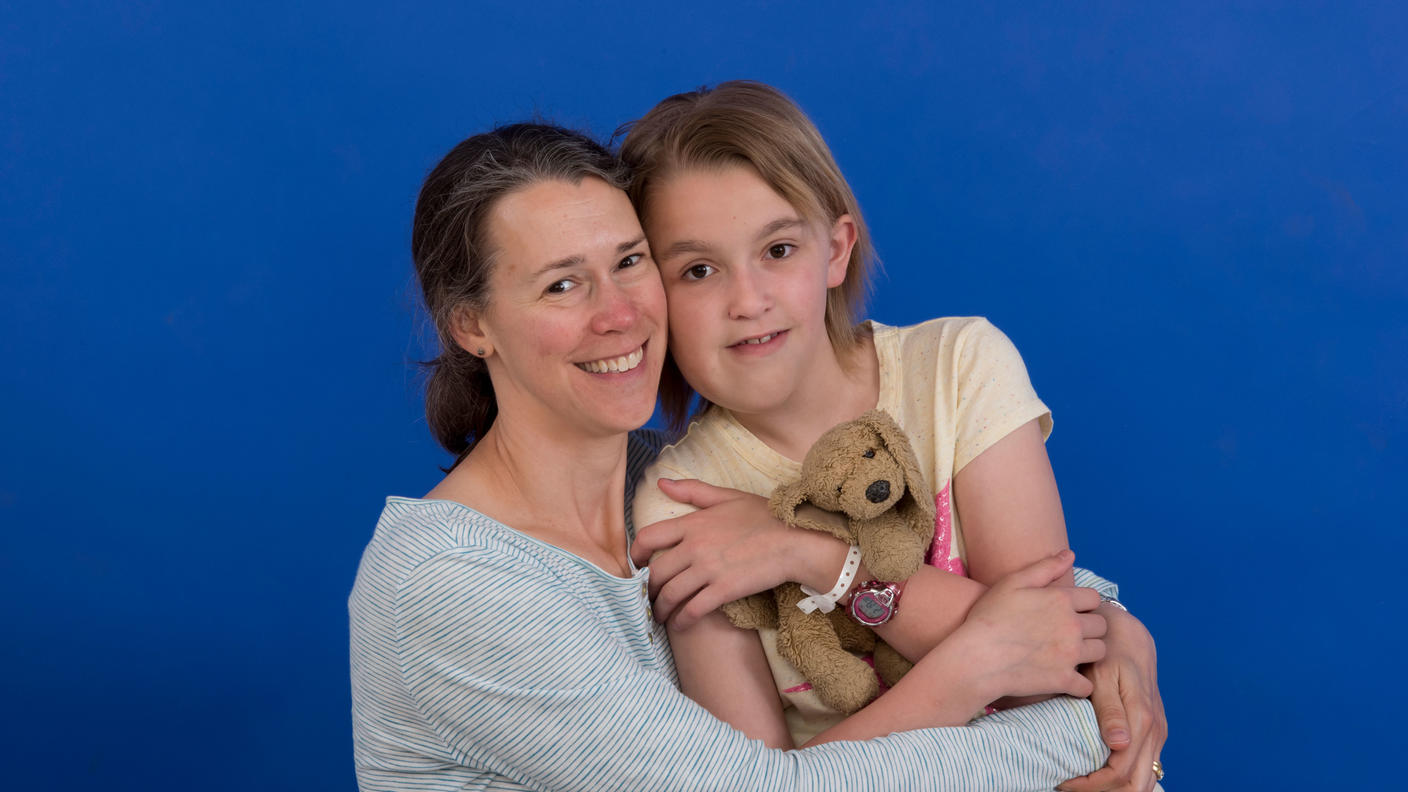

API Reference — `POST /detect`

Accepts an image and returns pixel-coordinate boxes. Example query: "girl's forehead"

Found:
[645,165,815,233]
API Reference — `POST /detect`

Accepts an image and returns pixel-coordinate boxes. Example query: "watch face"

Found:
[853,592,889,623]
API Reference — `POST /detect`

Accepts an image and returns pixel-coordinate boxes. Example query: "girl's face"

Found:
[643,164,854,418]
[462,177,667,440]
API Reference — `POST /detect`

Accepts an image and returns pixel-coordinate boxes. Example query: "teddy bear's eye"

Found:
[863,448,875,458]
[836,485,843,495]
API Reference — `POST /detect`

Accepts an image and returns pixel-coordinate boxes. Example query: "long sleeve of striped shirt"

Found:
[350,494,1113,791]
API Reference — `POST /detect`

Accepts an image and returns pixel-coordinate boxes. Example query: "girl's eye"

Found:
[682,263,717,281]
[766,243,796,260]
[546,279,576,295]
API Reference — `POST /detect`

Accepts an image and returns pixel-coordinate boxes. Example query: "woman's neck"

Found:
[427,418,634,576]
[731,329,880,462]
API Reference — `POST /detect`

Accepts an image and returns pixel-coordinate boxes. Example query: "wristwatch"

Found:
[846,580,902,627]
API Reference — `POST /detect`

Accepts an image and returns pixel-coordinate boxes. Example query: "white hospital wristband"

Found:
[797,544,862,614]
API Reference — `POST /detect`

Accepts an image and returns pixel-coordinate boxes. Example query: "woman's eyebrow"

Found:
[531,236,647,277]
[616,235,647,253]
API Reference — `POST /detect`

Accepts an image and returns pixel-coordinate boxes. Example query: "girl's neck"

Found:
[731,328,880,461]
[427,416,633,576]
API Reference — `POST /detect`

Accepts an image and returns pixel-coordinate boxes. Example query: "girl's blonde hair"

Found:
[618,80,875,430]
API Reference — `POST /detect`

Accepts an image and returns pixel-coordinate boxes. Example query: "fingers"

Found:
[1080,637,1107,666]
[1062,669,1095,699]
[1078,612,1108,639]
[1070,585,1103,613]
[656,477,736,509]
[1057,766,1119,792]
[1089,668,1132,750]
[652,567,706,624]
[996,549,1075,591]
[629,519,682,567]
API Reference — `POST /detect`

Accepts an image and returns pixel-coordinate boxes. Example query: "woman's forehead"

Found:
[488,177,644,268]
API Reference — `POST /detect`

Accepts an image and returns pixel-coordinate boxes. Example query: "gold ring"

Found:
[1151,760,1165,781]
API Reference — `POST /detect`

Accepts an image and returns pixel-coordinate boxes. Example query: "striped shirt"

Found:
[349,431,1111,791]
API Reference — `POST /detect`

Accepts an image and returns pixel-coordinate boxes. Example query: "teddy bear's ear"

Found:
[769,479,810,526]
[861,409,936,530]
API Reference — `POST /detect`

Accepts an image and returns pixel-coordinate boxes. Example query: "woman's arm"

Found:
[388,549,1109,792]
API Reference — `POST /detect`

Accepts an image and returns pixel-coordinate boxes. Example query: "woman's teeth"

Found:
[577,346,644,374]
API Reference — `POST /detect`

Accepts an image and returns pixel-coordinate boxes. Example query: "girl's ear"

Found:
[825,213,857,289]
[450,305,494,359]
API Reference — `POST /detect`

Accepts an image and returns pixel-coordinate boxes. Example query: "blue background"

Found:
[3,1,1404,788]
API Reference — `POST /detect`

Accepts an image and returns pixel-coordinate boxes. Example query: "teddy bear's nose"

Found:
[865,480,891,503]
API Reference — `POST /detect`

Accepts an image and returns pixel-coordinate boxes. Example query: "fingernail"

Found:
[1108,728,1129,743]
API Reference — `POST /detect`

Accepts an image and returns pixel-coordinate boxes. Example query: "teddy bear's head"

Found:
[798,418,912,520]
[771,410,935,547]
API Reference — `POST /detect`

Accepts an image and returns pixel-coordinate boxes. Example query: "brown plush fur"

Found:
[721,409,936,714]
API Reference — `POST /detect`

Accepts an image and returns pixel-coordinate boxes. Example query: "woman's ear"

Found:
[825,213,858,288]
[450,305,493,359]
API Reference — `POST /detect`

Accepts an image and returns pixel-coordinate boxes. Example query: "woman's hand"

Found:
[952,550,1108,702]
[630,478,847,628]
[1059,606,1167,792]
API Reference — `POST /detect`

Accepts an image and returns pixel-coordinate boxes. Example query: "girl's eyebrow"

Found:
[754,216,805,241]
[658,218,805,263]
[656,238,711,263]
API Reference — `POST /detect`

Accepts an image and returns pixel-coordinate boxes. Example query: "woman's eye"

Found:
[766,243,795,260]
[546,279,575,295]
[618,253,643,269]
[683,263,717,281]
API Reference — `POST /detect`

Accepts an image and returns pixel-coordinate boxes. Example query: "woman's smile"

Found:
[575,342,648,374]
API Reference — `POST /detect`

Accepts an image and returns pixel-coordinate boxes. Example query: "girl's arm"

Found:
[952,418,1073,588]
[661,545,1103,748]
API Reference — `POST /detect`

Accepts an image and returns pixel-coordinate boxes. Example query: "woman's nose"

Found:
[590,281,641,334]
[727,266,772,320]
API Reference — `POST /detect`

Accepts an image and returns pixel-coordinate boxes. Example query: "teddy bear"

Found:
[721,408,937,714]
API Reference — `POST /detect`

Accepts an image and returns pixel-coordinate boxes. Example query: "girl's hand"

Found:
[1059,606,1167,792]
[630,478,846,628]
[954,550,1108,703]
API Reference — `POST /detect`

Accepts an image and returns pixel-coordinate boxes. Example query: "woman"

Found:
[349,122,1127,791]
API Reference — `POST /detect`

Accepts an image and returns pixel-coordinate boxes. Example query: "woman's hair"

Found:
[617,80,875,430]
[413,122,628,460]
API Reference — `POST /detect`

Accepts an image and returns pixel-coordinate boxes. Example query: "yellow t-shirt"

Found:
[632,316,1052,745]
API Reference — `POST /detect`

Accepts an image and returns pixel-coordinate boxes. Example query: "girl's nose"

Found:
[727,266,772,320]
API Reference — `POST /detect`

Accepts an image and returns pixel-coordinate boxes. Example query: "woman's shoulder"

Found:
[356,498,566,593]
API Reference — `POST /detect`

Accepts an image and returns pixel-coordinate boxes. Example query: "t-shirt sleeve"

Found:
[630,454,702,536]
[392,549,1108,791]
[951,319,1053,473]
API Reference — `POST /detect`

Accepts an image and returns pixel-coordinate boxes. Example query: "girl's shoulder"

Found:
[872,316,1016,369]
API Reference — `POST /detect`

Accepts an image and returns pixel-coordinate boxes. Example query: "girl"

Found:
[624,82,1165,789]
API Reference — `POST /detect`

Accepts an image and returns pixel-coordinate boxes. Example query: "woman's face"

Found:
[466,177,667,440]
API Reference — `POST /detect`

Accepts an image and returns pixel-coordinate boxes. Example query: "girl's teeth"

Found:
[744,334,775,345]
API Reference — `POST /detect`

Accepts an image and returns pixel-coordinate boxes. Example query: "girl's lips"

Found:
[728,329,788,352]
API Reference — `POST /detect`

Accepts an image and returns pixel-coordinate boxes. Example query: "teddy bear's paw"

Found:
[808,653,881,714]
